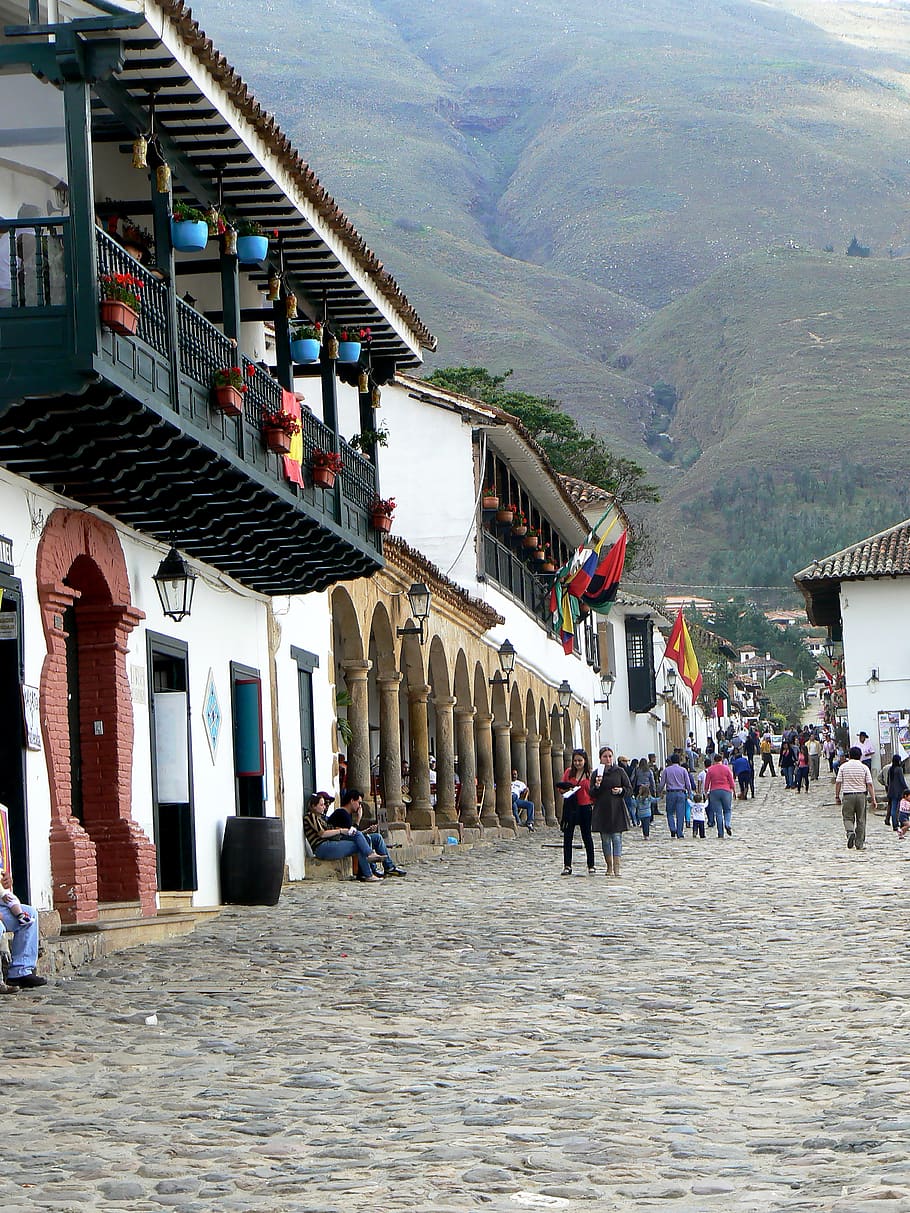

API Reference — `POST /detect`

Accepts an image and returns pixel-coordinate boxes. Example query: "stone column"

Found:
[493,721,517,831]
[539,737,558,826]
[407,684,435,830]
[342,659,372,796]
[377,673,406,832]
[526,732,543,826]
[455,706,480,827]
[475,711,498,829]
[433,694,458,829]
[510,728,528,782]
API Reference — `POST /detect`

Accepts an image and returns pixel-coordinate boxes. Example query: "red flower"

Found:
[246,364,257,376]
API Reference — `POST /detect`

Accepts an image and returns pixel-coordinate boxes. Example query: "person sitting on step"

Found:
[303,792,384,883]
[0,866,47,990]
[510,769,535,831]
[329,789,406,878]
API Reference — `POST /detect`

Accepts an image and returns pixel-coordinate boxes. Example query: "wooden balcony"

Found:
[0,221,382,594]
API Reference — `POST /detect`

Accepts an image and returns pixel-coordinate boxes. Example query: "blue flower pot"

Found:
[290,337,321,364]
[171,220,208,252]
[236,234,269,264]
[337,340,361,364]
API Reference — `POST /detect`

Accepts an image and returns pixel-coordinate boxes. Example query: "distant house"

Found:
[795,518,910,771]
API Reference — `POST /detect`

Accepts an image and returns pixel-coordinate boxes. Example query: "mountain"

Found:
[191,0,910,584]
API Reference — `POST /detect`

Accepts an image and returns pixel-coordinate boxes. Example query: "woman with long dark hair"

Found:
[885,754,909,831]
[560,748,594,875]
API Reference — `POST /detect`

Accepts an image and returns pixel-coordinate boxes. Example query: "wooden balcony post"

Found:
[273,291,292,391]
[62,77,99,360]
[150,174,180,411]
[220,242,241,345]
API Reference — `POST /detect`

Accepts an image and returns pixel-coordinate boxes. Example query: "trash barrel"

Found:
[220,815,285,905]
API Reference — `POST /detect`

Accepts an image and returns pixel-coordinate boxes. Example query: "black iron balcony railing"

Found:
[481,529,551,625]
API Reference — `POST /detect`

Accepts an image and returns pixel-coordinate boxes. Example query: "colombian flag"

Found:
[281,389,304,487]
[665,608,703,700]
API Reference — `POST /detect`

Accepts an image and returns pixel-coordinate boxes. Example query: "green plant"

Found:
[99,272,142,311]
[236,218,264,237]
[335,688,353,746]
[172,199,205,224]
[292,320,323,342]
[213,367,247,391]
[350,422,389,451]
[338,323,371,343]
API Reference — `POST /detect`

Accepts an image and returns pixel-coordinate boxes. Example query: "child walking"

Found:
[690,794,707,839]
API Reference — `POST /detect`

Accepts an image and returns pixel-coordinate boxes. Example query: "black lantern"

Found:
[823,637,835,661]
[595,670,615,707]
[557,680,572,711]
[153,546,196,622]
[490,638,517,688]
[397,581,431,645]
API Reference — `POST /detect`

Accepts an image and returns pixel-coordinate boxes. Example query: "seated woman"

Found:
[329,788,405,878]
[303,792,382,883]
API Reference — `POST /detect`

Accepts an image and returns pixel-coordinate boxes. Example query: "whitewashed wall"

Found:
[841,578,910,773]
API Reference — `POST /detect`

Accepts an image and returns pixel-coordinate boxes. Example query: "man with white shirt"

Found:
[858,732,876,770]
[835,746,877,851]
[510,769,535,831]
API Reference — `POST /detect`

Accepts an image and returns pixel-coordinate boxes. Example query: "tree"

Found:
[766,673,805,726]
[846,235,870,258]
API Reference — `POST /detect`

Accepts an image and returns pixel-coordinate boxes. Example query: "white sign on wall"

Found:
[129,663,147,706]
[154,691,189,803]
[21,685,41,751]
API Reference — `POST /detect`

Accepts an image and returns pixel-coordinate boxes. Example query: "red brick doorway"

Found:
[36,510,156,922]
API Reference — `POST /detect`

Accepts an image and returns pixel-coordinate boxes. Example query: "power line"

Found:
[624,580,798,593]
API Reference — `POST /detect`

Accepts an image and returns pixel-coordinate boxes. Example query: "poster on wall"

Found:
[21,684,42,751]
[877,710,910,766]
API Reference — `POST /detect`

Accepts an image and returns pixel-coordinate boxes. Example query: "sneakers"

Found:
[384,866,407,877]
[561,866,572,876]
[725,826,732,836]
[0,981,20,995]
[847,832,855,849]
[587,867,596,875]
[526,823,535,832]
[6,972,47,989]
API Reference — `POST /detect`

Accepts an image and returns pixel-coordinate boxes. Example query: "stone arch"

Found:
[524,688,537,734]
[489,674,509,725]
[509,683,524,729]
[368,602,403,823]
[332,585,368,792]
[330,585,364,663]
[427,634,450,700]
[453,650,472,709]
[367,601,396,679]
[538,699,550,741]
[473,662,491,720]
[36,508,154,923]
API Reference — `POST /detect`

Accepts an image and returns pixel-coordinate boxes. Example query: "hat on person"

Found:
[858,732,868,740]
[316,790,335,803]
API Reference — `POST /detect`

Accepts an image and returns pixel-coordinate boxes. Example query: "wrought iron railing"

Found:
[482,530,550,624]
[96,228,168,356]
[176,295,235,385]
[1,217,68,309]
[339,439,376,509]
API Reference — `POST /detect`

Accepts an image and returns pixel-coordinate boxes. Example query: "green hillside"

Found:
[620,247,910,586]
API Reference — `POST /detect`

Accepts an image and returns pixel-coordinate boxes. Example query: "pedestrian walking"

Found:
[590,746,633,875]
[631,757,656,838]
[559,749,595,876]
[732,751,754,799]
[858,732,876,770]
[794,744,810,793]
[835,745,877,850]
[657,754,694,839]
[704,754,735,838]
[883,754,908,832]
[780,740,796,788]
[806,735,821,781]
[823,736,836,773]
[758,732,776,777]
[690,794,707,839]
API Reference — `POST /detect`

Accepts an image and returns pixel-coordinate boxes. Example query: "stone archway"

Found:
[36,509,154,922]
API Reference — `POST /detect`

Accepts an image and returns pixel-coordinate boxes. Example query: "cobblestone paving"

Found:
[5,770,910,1212]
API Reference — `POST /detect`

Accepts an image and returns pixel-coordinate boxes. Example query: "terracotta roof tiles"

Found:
[794,516,910,583]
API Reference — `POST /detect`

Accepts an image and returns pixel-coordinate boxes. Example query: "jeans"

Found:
[666,790,687,837]
[314,832,376,878]
[887,796,902,831]
[708,789,732,837]
[512,796,535,827]
[692,820,705,838]
[625,795,638,825]
[563,803,594,869]
[599,831,623,859]
[795,766,809,792]
[0,904,39,977]
[640,814,651,838]
[364,832,399,871]
[782,764,795,788]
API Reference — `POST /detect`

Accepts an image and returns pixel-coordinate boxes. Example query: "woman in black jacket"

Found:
[590,746,633,877]
[885,754,909,832]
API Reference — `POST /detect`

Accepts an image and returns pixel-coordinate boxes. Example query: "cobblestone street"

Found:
[5,770,910,1212]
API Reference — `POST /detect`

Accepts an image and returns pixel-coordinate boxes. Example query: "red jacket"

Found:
[562,769,593,806]
[704,763,735,793]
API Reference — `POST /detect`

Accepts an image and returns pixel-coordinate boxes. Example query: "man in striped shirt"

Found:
[835,746,877,851]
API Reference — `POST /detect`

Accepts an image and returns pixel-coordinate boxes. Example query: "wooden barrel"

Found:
[220,816,285,905]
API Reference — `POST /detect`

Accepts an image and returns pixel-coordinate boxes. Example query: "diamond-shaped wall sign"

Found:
[203,669,222,762]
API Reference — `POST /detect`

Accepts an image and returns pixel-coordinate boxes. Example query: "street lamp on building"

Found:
[396,581,432,645]
[152,545,197,622]
[594,670,615,708]
[662,664,678,696]
[557,680,573,711]
[489,638,517,689]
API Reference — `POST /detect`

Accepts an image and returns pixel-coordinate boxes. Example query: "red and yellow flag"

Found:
[665,608,703,700]
[281,389,304,487]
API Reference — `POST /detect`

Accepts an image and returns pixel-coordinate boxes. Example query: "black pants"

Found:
[563,804,595,869]
[693,820,705,838]
[759,753,776,776]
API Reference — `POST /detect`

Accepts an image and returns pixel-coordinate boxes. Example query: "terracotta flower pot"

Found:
[100,299,139,336]
[495,508,514,523]
[512,524,527,537]
[523,534,539,549]
[264,427,292,455]
[371,511,393,533]
[481,495,499,511]
[312,465,337,489]
[541,561,556,573]
[212,384,244,417]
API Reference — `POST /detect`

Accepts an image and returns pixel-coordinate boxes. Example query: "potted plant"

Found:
[99,271,143,336]
[370,494,396,533]
[481,484,499,511]
[337,323,370,363]
[211,366,248,417]
[261,405,301,455]
[311,448,343,489]
[235,218,270,265]
[511,510,528,537]
[540,544,556,573]
[290,320,323,365]
[523,527,540,550]
[349,422,389,455]
[171,200,208,253]
[496,501,516,524]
